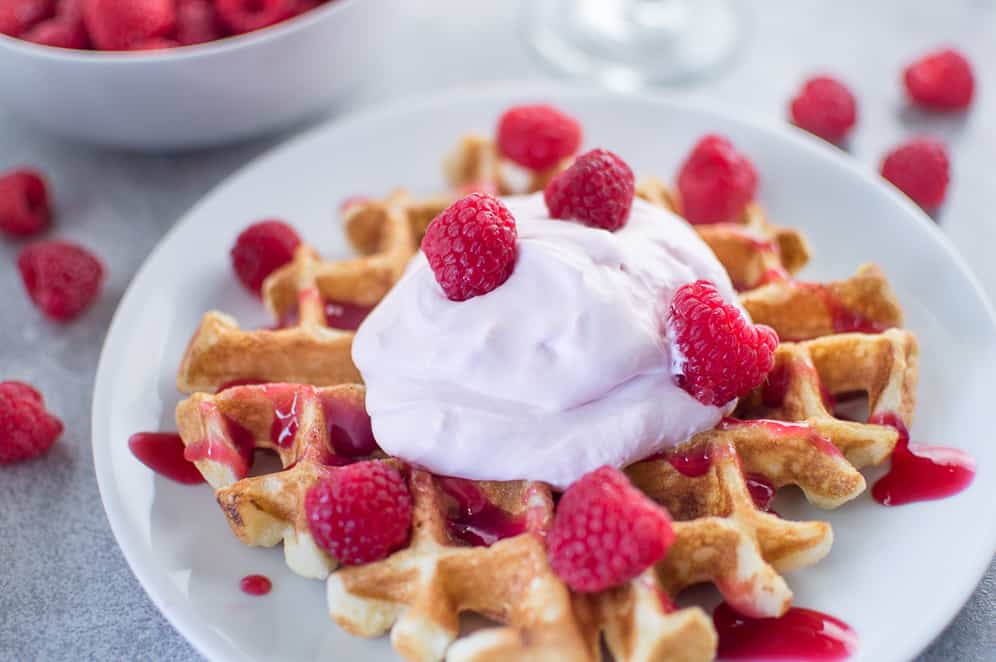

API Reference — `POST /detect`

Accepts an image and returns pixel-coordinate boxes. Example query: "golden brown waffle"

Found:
[175,193,449,394]
[444,134,568,196]
[172,134,923,662]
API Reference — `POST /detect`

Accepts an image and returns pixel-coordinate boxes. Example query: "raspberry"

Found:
[880,138,949,210]
[131,36,178,49]
[214,0,294,34]
[903,48,974,111]
[0,381,63,464]
[547,466,675,593]
[677,135,759,225]
[81,0,176,50]
[667,280,778,407]
[22,0,89,49]
[0,0,54,36]
[496,104,583,171]
[230,219,301,295]
[0,169,52,237]
[789,76,858,143]
[176,0,220,45]
[305,461,412,565]
[421,193,518,302]
[544,148,635,231]
[18,241,104,322]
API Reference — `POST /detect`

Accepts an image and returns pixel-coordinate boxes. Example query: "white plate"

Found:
[93,82,996,662]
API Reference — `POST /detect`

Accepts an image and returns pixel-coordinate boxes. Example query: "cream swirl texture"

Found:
[352,194,739,488]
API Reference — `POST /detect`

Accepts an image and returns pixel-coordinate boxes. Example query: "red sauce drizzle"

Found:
[715,602,857,660]
[216,379,267,393]
[128,432,204,485]
[323,300,373,331]
[745,473,777,513]
[870,412,975,506]
[666,443,713,477]
[183,414,256,479]
[270,391,300,448]
[239,574,272,596]
[437,477,526,547]
[338,195,371,214]
[796,282,888,335]
[321,394,379,458]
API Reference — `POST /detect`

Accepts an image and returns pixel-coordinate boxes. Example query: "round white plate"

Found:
[93,82,996,662]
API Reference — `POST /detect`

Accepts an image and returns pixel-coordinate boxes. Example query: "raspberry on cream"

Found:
[352,194,741,489]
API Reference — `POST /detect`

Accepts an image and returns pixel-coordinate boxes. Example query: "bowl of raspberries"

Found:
[0,0,395,149]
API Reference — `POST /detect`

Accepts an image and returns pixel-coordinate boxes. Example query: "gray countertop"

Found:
[1,1,993,660]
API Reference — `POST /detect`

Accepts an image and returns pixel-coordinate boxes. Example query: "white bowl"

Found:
[0,0,395,150]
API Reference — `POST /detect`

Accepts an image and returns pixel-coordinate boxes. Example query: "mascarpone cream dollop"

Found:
[352,194,740,489]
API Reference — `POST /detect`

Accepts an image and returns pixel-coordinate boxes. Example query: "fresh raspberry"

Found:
[81,0,176,50]
[214,0,294,34]
[0,0,54,36]
[0,381,63,464]
[18,241,104,322]
[176,0,220,45]
[305,461,412,565]
[677,135,759,225]
[903,48,974,111]
[789,76,858,143]
[230,219,301,295]
[547,466,675,593]
[131,36,178,49]
[22,0,89,49]
[496,104,583,171]
[668,280,778,407]
[880,138,949,210]
[421,193,518,302]
[0,169,52,237]
[544,148,635,232]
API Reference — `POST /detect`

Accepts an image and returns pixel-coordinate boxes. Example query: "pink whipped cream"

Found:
[352,194,739,488]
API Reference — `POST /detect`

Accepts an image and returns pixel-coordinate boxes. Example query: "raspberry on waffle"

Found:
[176,192,450,394]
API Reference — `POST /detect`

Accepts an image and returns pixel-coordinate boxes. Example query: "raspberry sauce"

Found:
[321,395,378,458]
[745,473,777,513]
[239,574,272,596]
[128,433,205,485]
[437,477,526,547]
[216,379,267,393]
[183,415,256,480]
[797,282,889,335]
[666,443,712,477]
[870,412,975,506]
[324,301,372,331]
[270,390,300,448]
[714,601,858,660]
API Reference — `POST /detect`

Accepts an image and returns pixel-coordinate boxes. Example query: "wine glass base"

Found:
[524,0,744,88]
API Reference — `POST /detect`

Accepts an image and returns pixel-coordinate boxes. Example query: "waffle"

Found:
[171,134,922,662]
[175,192,450,394]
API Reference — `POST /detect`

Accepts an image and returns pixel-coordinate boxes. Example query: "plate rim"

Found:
[92,79,996,662]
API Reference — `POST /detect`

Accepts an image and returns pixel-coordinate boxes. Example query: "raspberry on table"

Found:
[667,280,778,407]
[230,219,302,296]
[18,240,105,322]
[903,48,974,111]
[0,381,64,464]
[0,169,52,237]
[496,104,583,171]
[789,76,858,143]
[880,138,949,210]
[81,0,176,50]
[677,134,759,225]
[305,461,413,565]
[421,192,518,302]
[544,148,635,231]
[215,0,295,35]
[0,0,54,37]
[547,466,675,593]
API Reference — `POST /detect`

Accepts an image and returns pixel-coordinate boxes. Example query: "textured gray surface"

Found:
[1,1,994,660]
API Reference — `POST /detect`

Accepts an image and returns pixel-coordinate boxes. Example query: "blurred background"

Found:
[0,0,993,660]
